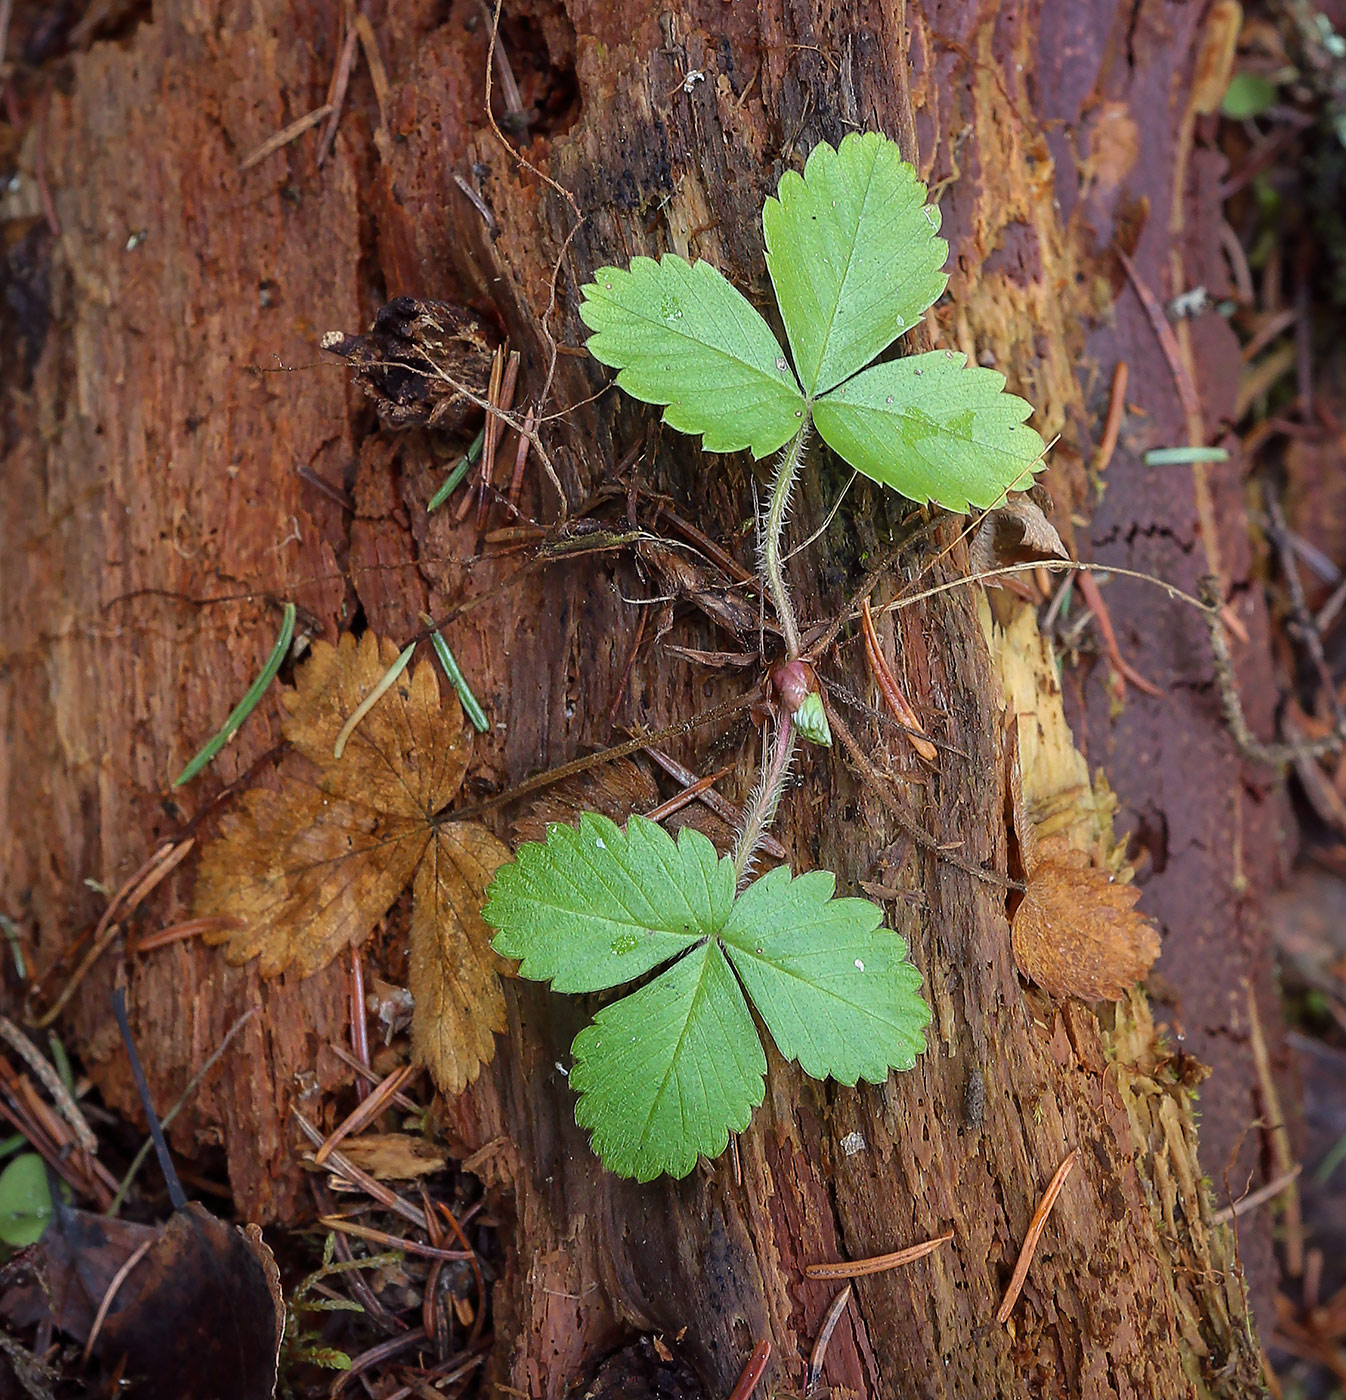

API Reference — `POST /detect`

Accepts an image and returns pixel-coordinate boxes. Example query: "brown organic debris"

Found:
[1011,834,1160,1001]
[195,631,511,1094]
[968,493,1069,600]
[321,297,496,434]
[339,1133,449,1181]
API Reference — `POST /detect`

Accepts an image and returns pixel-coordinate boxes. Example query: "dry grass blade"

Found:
[804,1229,953,1280]
[996,1150,1076,1324]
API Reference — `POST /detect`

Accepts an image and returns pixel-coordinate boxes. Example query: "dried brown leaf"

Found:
[195,631,508,1092]
[339,1133,448,1180]
[283,631,471,816]
[970,494,1068,597]
[410,824,511,1095]
[1011,836,1160,1001]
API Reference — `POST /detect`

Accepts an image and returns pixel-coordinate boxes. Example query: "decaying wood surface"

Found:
[0,1,1288,1395]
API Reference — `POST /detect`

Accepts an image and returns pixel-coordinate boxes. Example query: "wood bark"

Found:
[0,1,1288,1397]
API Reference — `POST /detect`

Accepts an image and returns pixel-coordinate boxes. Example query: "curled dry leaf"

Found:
[1011,834,1160,1001]
[194,631,510,1095]
[969,492,1068,600]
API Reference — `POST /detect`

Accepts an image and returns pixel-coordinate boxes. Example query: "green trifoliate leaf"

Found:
[721,866,930,1083]
[579,255,807,458]
[763,132,948,397]
[484,813,732,992]
[485,810,930,1180]
[813,350,1046,511]
[570,940,765,1181]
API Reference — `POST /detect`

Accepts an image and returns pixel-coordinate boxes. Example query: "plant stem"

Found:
[762,424,809,660]
[732,713,797,885]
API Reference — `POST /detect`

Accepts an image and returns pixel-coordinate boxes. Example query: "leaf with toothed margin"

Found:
[483,815,930,1180]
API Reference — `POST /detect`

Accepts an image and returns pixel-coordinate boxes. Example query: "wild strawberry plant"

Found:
[484,132,1046,1180]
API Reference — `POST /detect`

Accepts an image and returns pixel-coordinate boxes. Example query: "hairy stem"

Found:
[761,424,809,659]
[732,713,798,885]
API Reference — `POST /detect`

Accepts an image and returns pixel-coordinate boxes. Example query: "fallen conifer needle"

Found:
[420,613,489,732]
[805,1284,852,1396]
[172,603,295,786]
[333,640,416,758]
[804,1229,953,1280]
[726,1339,771,1400]
[995,1149,1076,1325]
[860,598,938,762]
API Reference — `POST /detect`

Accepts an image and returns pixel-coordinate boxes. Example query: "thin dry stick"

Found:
[36,839,195,1029]
[326,1043,421,1112]
[447,690,757,824]
[1198,575,1343,766]
[479,349,520,526]
[641,745,787,859]
[507,407,537,510]
[1213,1164,1303,1224]
[643,766,734,825]
[315,6,360,166]
[238,104,334,171]
[805,1283,852,1396]
[352,10,389,126]
[726,1339,772,1400]
[995,1150,1076,1325]
[0,1015,97,1153]
[315,1063,416,1165]
[293,1108,429,1233]
[805,1230,953,1280]
[1245,980,1303,1277]
[482,0,580,216]
[859,598,938,761]
[1074,570,1161,697]
[459,345,504,523]
[134,915,240,953]
[1094,361,1128,473]
[318,1216,471,1262]
[348,945,370,1101]
[82,1237,154,1364]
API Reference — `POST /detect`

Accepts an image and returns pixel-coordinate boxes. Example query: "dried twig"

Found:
[315,6,360,166]
[1246,981,1303,1276]
[0,1015,97,1153]
[319,1215,471,1262]
[238,104,334,171]
[34,840,195,1028]
[643,766,735,825]
[1213,1163,1303,1224]
[315,1063,416,1164]
[642,744,786,859]
[1074,570,1161,697]
[995,1150,1076,1325]
[1199,575,1343,766]
[83,1238,154,1364]
[805,1230,952,1280]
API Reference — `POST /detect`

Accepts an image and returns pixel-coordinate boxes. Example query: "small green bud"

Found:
[793,690,832,747]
